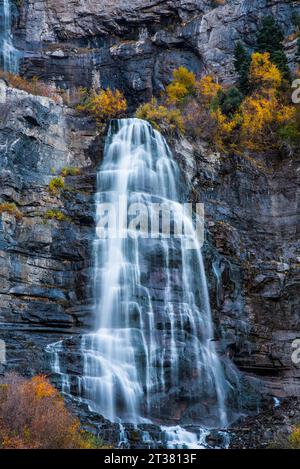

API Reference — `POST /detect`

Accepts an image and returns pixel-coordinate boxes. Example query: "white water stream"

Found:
[49,118,233,448]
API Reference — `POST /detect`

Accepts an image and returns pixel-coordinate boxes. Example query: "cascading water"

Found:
[49,118,238,448]
[0,0,19,72]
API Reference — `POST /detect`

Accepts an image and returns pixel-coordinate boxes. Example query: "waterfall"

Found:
[49,118,235,447]
[0,0,19,73]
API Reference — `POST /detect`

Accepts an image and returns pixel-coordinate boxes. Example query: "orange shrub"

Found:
[0,373,106,449]
[0,202,22,220]
[0,71,62,103]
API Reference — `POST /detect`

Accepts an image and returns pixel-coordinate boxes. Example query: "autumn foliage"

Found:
[214,52,297,151]
[0,373,106,449]
[0,71,62,103]
[77,87,127,126]
[137,50,299,153]
[0,202,22,220]
[136,12,300,155]
[166,66,197,105]
[136,98,184,134]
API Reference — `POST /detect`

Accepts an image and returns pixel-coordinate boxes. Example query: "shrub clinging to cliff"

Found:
[0,202,22,220]
[166,66,196,105]
[48,176,65,194]
[76,87,127,127]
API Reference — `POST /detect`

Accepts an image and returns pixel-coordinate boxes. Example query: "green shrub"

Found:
[48,177,65,194]
[278,123,300,144]
[218,87,244,117]
[60,167,81,177]
[45,209,70,222]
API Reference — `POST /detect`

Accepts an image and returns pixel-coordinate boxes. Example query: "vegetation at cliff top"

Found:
[137,54,299,153]
[137,15,300,155]
[0,373,109,449]
[136,14,300,154]
[0,70,62,103]
[0,202,22,220]
[76,87,127,129]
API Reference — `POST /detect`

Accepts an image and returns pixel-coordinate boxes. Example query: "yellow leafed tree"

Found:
[166,66,196,105]
[77,88,127,126]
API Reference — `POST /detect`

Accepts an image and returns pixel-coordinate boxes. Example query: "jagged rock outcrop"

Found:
[13,0,300,105]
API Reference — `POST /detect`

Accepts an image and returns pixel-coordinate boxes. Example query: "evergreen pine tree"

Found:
[219,87,244,117]
[234,41,251,94]
[255,16,290,80]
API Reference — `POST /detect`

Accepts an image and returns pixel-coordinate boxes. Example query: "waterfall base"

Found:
[55,391,231,449]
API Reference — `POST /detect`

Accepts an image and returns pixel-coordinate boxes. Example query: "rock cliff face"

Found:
[172,137,300,400]
[0,0,300,447]
[13,0,300,106]
[0,78,100,374]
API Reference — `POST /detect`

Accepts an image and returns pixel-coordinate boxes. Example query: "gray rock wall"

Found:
[172,136,300,399]
[0,80,99,375]
[13,0,300,105]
